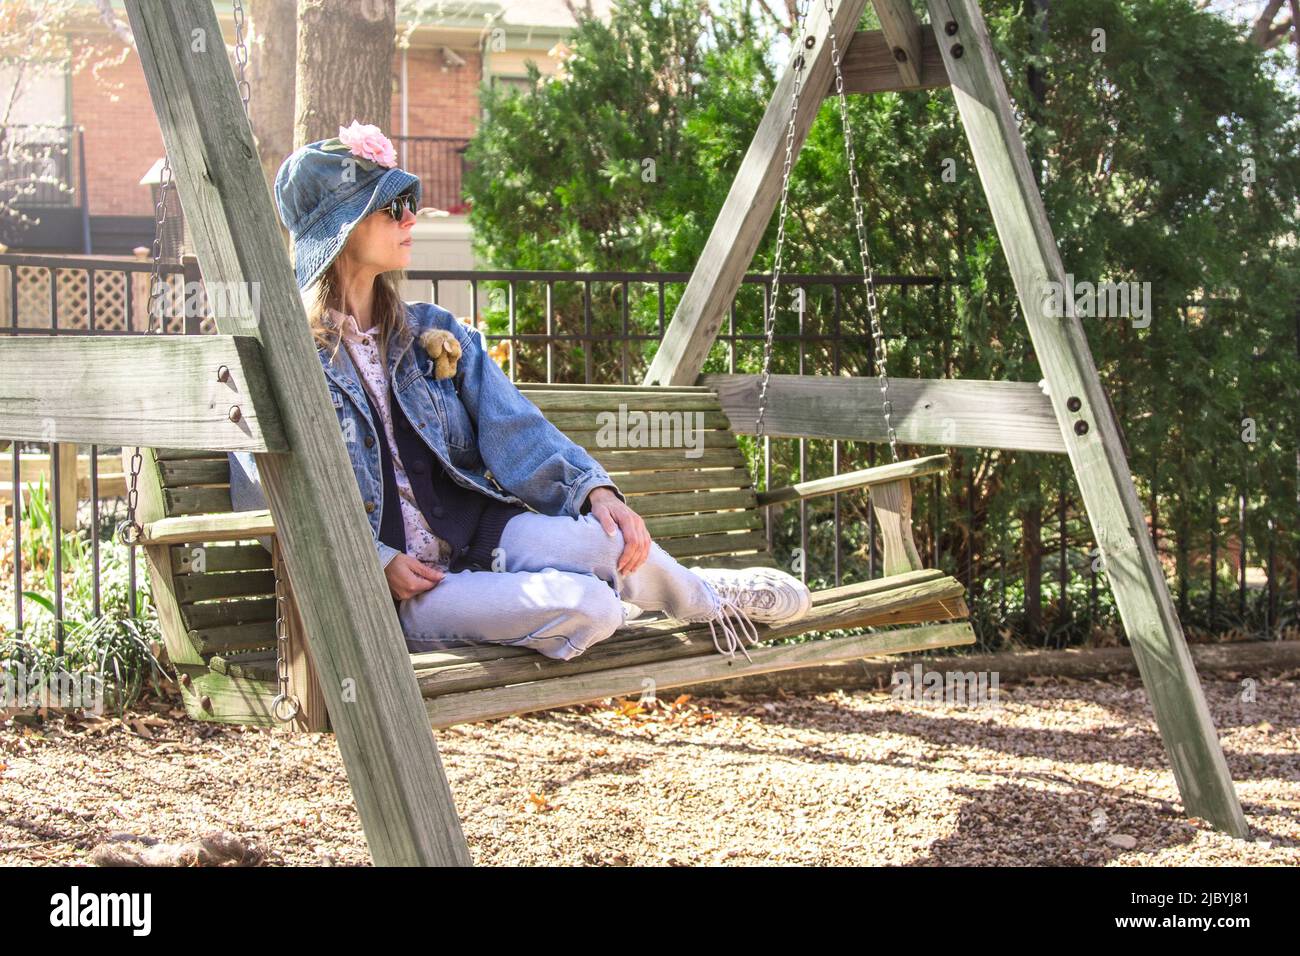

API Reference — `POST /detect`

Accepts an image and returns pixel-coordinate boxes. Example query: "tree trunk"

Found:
[247,0,297,189]
[294,0,396,149]
[1023,487,1043,642]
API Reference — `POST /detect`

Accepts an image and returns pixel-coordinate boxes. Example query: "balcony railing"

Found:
[0,125,82,208]
[392,136,470,215]
[0,126,90,252]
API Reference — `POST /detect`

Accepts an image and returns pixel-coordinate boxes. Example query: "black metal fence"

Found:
[2,252,1294,654]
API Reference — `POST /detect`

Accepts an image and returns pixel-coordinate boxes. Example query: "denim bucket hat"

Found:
[274,129,421,290]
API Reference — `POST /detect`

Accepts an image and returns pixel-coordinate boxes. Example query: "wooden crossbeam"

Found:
[702,373,1067,452]
[841,27,949,94]
[924,0,1248,837]
[0,335,285,451]
[124,0,471,865]
[867,0,924,87]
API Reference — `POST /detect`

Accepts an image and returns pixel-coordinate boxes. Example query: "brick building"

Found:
[2,0,610,254]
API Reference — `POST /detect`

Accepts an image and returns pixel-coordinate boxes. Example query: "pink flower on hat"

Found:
[337,120,397,168]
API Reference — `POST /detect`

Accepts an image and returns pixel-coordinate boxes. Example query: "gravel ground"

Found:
[1,671,1296,866]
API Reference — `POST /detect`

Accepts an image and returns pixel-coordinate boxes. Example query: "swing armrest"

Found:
[754,454,948,508]
[140,508,276,546]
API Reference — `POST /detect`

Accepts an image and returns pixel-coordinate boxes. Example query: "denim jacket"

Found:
[229,301,624,566]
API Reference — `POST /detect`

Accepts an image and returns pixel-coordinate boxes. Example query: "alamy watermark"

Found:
[1041,273,1151,328]
[891,664,1000,707]
[49,886,150,935]
[1,661,105,715]
[595,403,705,458]
[151,280,261,332]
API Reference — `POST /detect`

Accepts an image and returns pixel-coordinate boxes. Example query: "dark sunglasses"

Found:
[385,191,418,221]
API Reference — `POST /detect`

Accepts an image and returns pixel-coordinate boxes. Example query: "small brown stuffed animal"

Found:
[419,328,462,380]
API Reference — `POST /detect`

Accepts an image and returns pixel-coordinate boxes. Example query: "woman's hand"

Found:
[586,487,651,576]
[384,553,445,601]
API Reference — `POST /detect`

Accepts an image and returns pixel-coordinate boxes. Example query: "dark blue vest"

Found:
[358,380,526,575]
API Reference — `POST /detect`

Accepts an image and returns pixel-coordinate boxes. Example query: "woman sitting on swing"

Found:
[231,122,811,662]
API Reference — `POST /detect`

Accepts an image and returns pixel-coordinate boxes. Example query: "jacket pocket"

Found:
[429,377,475,452]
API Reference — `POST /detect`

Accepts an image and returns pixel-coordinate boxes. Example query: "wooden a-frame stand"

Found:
[109,0,1246,865]
[645,0,1250,839]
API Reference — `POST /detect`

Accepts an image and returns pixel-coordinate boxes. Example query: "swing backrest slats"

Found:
[143,386,779,666]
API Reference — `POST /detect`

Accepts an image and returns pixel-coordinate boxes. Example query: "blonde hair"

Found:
[305,264,413,365]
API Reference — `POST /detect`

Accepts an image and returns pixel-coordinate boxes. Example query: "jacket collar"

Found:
[316,310,418,395]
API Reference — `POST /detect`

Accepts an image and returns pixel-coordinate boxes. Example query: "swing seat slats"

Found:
[128,385,974,730]
[411,569,968,699]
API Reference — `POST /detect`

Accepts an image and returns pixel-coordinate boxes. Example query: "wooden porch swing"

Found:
[126,403,971,732]
[0,0,1250,863]
[123,0,977,733]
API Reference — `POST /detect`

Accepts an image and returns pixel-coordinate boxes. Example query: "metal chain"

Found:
[821,0,898,461]
[232,0,251,115]
[270,548,301,724]
[753,0,813,486]
[117,155,173,547]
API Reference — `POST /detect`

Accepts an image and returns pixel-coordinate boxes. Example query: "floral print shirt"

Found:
[327,307,452,570]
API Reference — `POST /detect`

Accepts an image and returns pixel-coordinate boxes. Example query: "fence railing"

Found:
[2,252,1294,655]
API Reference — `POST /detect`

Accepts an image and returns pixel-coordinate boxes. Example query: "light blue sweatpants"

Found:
[397,511,720,661]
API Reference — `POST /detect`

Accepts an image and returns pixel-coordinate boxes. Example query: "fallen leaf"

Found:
[524,792,554,814]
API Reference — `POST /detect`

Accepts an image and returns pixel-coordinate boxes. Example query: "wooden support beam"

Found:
[868,0,924,87]
[870,478,925,575]
[925,0,1248,837]
[0,335,286,451]
[54,443,77,532]
[702,373,1067,452]
[840,27,949,94]
[124,0,471,865]
[643,0,872,387]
